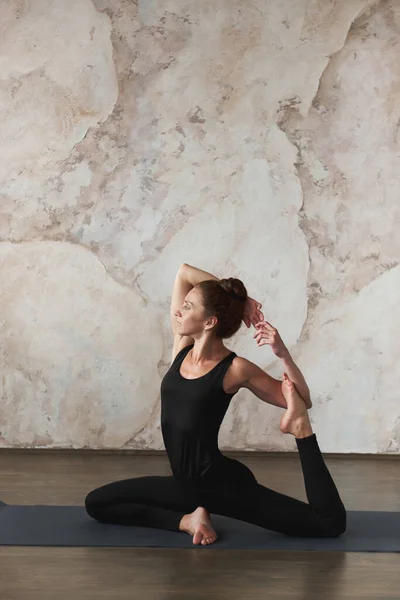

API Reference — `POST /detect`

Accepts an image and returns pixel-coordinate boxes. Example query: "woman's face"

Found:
[175,288,215,336]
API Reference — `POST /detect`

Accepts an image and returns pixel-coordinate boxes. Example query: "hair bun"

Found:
[219,278,247,303]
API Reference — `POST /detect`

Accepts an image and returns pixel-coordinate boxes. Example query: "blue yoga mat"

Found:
[0,501,399,551]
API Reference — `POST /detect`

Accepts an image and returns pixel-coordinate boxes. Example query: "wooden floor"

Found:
[0,449,399,600]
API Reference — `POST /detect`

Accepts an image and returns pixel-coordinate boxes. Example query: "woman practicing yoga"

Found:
[85,263,347,545]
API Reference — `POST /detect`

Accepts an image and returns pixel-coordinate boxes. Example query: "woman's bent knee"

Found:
[84,489,101,518]
[327,510,347,538]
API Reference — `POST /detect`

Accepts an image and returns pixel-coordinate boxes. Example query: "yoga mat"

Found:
[0,501,399,551]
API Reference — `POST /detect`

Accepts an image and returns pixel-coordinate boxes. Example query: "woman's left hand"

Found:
[243,296,264,328]
[253,321,289,359]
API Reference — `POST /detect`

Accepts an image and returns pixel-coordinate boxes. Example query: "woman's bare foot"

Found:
[179,506,218,546]
[280,373,314,439]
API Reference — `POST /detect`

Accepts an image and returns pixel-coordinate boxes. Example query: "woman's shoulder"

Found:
[228,354,257,385]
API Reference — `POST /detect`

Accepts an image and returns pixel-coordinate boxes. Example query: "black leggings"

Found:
[85,434,347,538]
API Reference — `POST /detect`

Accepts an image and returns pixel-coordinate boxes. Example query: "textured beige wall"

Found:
[0,0,398,453]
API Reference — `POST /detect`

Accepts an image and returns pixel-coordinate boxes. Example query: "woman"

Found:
[85,263,346,545]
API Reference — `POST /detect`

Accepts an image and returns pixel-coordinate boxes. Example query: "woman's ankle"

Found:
[294,424,314,439]
[178,514,189,532]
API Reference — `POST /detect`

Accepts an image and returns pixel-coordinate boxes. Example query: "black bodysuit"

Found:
[160,343,239,482]
[84,343,347,538]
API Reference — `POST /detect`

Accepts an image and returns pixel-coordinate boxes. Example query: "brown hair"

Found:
[196,277,248,339]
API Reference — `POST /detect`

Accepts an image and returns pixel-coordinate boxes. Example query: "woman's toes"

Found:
[203,535,216,545]
[193,530,203,545]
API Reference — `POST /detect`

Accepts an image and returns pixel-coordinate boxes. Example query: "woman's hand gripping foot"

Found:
[179,506,218,546]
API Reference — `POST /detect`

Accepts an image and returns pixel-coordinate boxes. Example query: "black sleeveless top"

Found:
[160,343,238,481]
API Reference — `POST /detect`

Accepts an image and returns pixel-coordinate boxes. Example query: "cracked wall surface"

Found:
[0,0,398,453]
